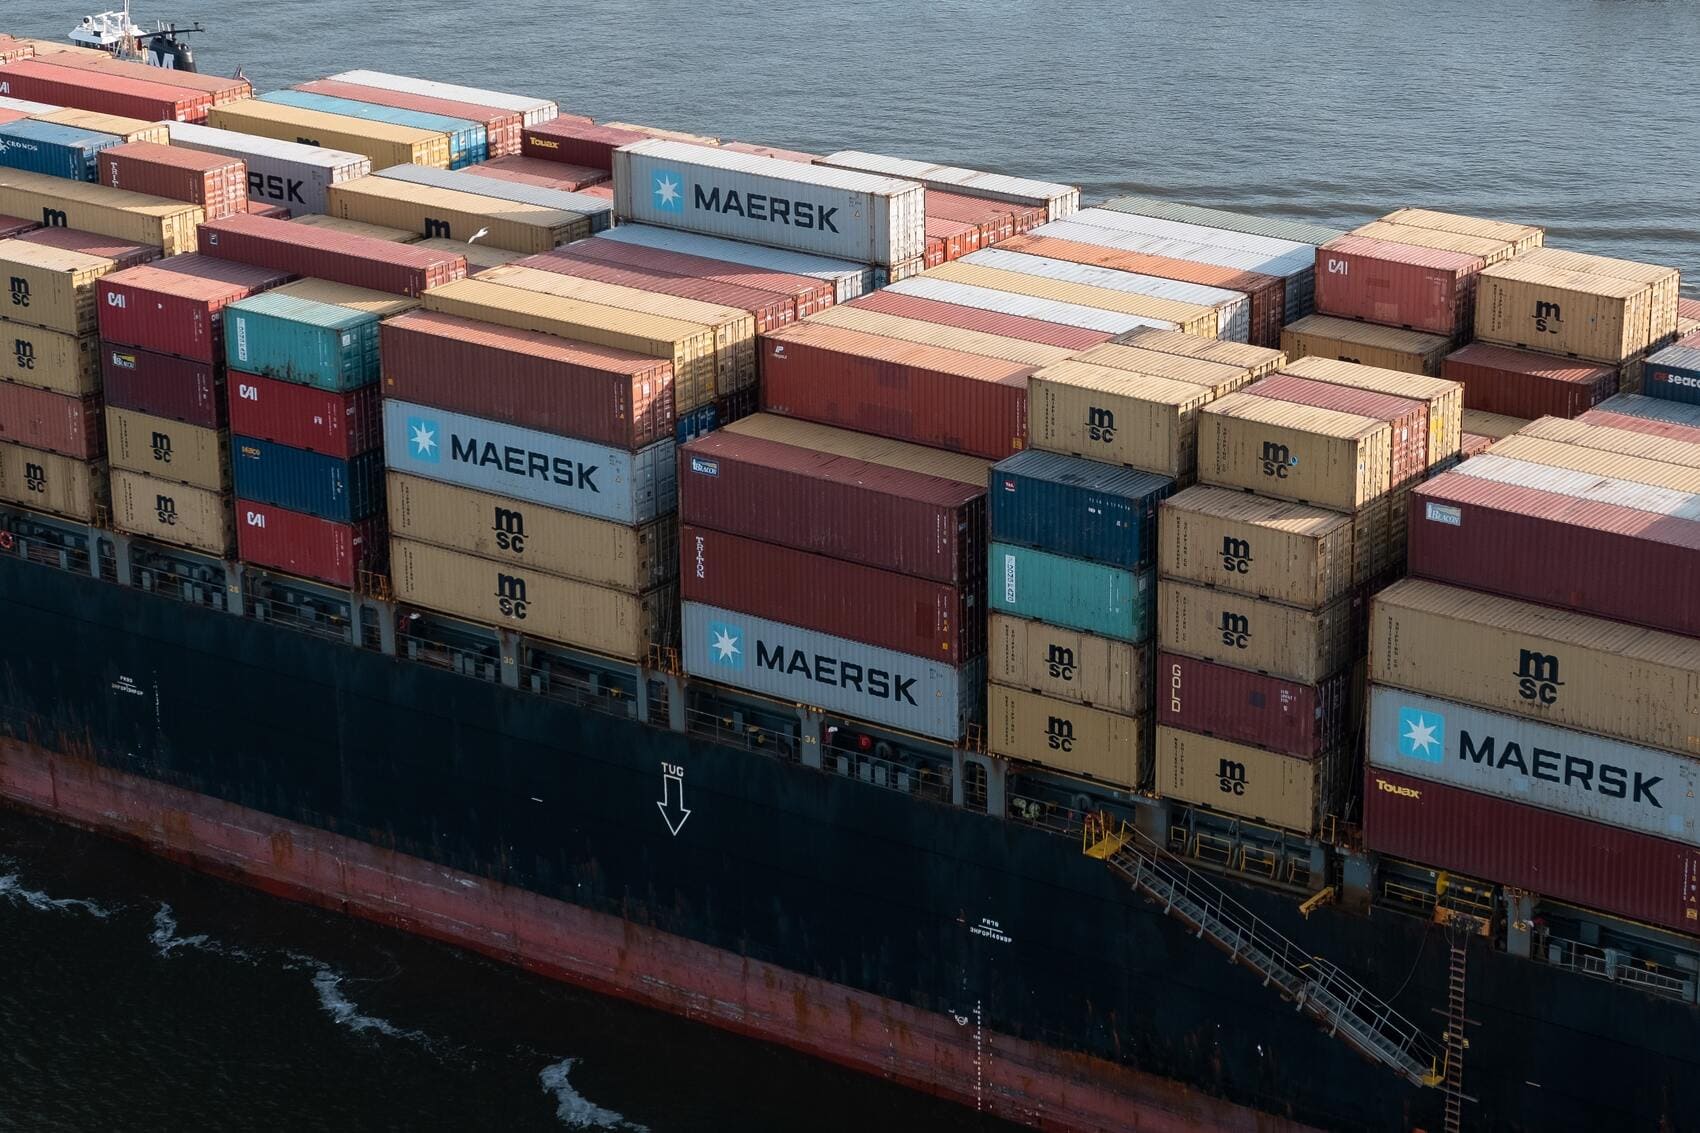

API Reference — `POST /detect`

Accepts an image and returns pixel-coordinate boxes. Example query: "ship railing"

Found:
[519,659,642,721]
[682,704,800,760]
[821,744,952,805]
[1538,937,1693,1003]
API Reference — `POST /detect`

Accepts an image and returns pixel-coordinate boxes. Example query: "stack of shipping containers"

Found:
[165,121,374,216]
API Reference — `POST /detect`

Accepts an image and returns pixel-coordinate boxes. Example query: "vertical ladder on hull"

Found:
[1442,936,1468,1133]
[1082,815,1444,1089]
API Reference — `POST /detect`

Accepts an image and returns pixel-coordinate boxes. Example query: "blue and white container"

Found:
[989,450,1174,570]
[232,436,384,522]
[1644,340,1700,405]
[0,119,119,181]
[226,292,382,391]
[989,541,1153,643]
[375,164,612,231]
[258,90,486,168]
[164,121,372,215]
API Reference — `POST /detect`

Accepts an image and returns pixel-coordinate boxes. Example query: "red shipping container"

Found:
[0,385,101,458]
[1409,472,1700,636]
[926,190,1018,243]
[380,311,674,449]
[226,370,379,458]
[469,155,608,191]
[567,237,834,316]
[1445,342,1617,419]
[1576,408,1700,445]
[235,499,383,589]
[0,38,32,65]
[0,108,28,126]
[1680,297,1700,326]
[1247,372,1428,485]
[293,78,525,158]
[0,58,213,123]
[197,214,466,298]
[681,522,983,661]
[101,341,222,427]
[521,120,647,169]
[579,184,613,201]
[97,256,291,363]
[925,216,971,262]
[1314,235,1484,338]
[0,214,38,238]
[759,322,1030,460]
[16,226,159,269]
[1156,652,1348,758]
[515,248,795,333]
[246,200,291,219]
[845,290,1111,351]
[1364,767,1700,937]
[679,428,985,584]
[1459,433,1494,459]
[33,50,251,104]
[98,141,247,221]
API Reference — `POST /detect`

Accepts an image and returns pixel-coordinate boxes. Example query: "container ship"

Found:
[4,27,1700,1133]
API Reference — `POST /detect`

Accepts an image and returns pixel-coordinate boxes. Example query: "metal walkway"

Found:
[1083,815,1444,1089]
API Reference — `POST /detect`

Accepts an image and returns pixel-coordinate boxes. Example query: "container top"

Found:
[1480,259,1647,299]
[377,164,612,216]
[228,289,376,332]
[1163,484,1355,537]
[1455,453,1700,519]
[991,448,1175,500]
[819,149,1078,205]
[1068,207,1314,261]
[1380,207,1545,246]
[330,175,588,227]
[328,70,558,117]
[1319,232,1485,271]
[1280,355,1463,401]
[165,120,372,171]
[213,98,441,145]
[963,247,1247,308]
[618,138,924,200]
[0,116,115,149]
[103,140,241,172]
[1248,373,1426,427]
[683,425,986,508]
[16,225,157,266]
[2,57,209,108]
[1460,409,1531,439]
[1283,313,1451,353]
[288,213,418,243]
[1206,390,1389,441]
[1417,464,1700,549]
[1444,342,1617,382]
[1649,343,1700,376]
[1100,195,1346,246]
[1593,393,1700,429]
[603,121,722,146]
[1116,327,1287,372]
[1348,220,1512,260]
[295,79,522,128]
[0,94,61,115]
[597,224,869,281]
[886,276,1154,335]
[382,308,675,379]
[103,256,290,301]
[0,237,111,275]
[259,89,478,137]
[760,320,1035,382]
[721,413,989,485]
[200,213,467,272]
[272,276,418,318]
[1030,359,1212,406]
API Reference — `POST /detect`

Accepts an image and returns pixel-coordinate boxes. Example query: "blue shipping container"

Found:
[232,436,383,522]
[988,541,1153,642]
[675,404,718,445]
[988,449,1174,569]
[260,90,486,168]
[226,292,382,391]
[1644,342,1700,406]
[0,119,121,181]
[376,164,613,232]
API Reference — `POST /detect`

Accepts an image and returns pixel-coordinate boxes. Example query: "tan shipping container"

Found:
[1115,328,1286,377]
[986,684,1148,789]
[1154,726,1333,833]
[326,177,591,253]
[271,276,419,319]
[1199,392,1392,510]
[1349,220,1519,267]
[106,407,228,490]
[413,237,524,273]
[206,99,450,171]
[0,171,202,255]
[482,263,753,394]
[1028,360,1211,478]
[35,107,172,145]
[1461,409,1527,440]
[1517,246,1681,346]
[603,122,722,146]
[987,612,1149,714]
[1475,260,1652,364]
[288,214,421,244]
[385,472,674,592]
[0,440,106,522]
[1158,578,1356,684]
[1484,433,1700,494]
[0,322,99,395]
[806,306,1077,369]
[388,536,674,660]
[111,468,232,556]
[722,413,990,486]
[1371,577,1700,754]
[1280,314,1450,377]
[1072,340,1258,393]
[0,241,118,335]
[1378,208,1544,258]
[1158,484,1357,607]
[421,277,718,413]
[1518,416,1700,470]
[926,261,1220,338]
[1278,355,1464,466]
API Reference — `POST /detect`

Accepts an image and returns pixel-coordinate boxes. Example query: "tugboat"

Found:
[68,0,204,71]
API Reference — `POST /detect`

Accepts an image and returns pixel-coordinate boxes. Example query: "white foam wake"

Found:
[310,966,433,1046]
[150,903,251,960]
[539,1058,646,1130]
[0,871,117,918]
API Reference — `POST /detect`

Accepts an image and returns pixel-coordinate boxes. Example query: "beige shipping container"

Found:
[272,276,419,318]
[805,306,1077,369]
[1154,726,1332,833]
[926,261,1219,338]
[1475,260,1652,364]
[1518,416,1700,470]
[1073,341,1256,394]
[0,171,203,255]
[1115,328,1286,377]
[1278,355,1463,466]
[288,214,421,243]
[1461,409,1527,440]
[1518,246,1681,345]
[986,684,1148,790]
[1280,314,1450,376]
[603,122,722,146]
[385,472,675,592]
[1349,220,1519,267]
[0,322,99,395]
[987,613,1150,714]
[1028,360,1211,478]
[207,100,450,171]
[722,413,990,486]
[422,277,717,413]
[106,408,228,490]
[35,107,172,145]
[0,241,118,335]
[0,441,106,522]
[482,264,753,394]
[413,237,523,273]
[326,178,591,253]
[1378,208,1544,258]
[1484,433,1700,494]
[1158,485,1357,607]
[1199,392,1392,510]
[111,468,232,556]
[389,536,674,660]
[1159,578,1356,684]
[1371,577,1700,754]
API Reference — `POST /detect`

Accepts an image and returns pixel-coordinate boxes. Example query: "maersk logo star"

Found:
[708,622,743,669]
[1397,707,1444,763]
[652,169,684,212]
[407,417,440,463]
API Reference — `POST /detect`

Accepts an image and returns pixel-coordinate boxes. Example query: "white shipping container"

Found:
[612,139,925,267]
[1452,454,1700,520]
[165,121,372,215]
[1368,686,1700,847]
[0,95,60,115]
[682,601,982,741]
[327,70,558,126]
[961,247,1251,342]
[382,400,676,525]
[374,164,613,229]
[885,276,1169,336]
[594,224,873,302]
[815,150,1080,220]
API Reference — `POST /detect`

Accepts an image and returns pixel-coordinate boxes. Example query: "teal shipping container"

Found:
[225,292,382,392]
[988,540,1153,642]
[257,90,486,168]
[988,449,1174,570]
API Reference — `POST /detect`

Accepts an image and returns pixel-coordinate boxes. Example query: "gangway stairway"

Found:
[1083,814,1445,1090]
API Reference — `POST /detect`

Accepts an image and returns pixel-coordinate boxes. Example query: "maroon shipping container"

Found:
[1156,652,1348,758]
[0,385,101,458]
[521,121,647,169]
[197,214,467,298]
[926,190,1014,245]
[846,289,1112,351]
[15,226,159,269]
[678,428,985,584]
[1459,432,1493,459]
[1445,342,1617,419]
[469,155,608,191]
[681,523,983,661]
[0,58,213,122]
[32,50,252,104]
[1248,371,1428,485]
[568,237,835,316]
[101,342,222,427]
[1409,472,1700,637]
[1575,408,1700,445]
[759,322,1031,460]
[1314,235,1484,338]
[0,214,38,238]
[246,200,291,219]
[227,370,380,458]
[516,248,796,333]
[97,257,291,363]
[380,311,674,449]
[293,78,525,158]
[579,184,613,201]
[98,141,247,221]
[235,498,383,589]
[1364,767,1700,936]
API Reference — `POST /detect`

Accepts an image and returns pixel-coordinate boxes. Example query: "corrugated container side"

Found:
[226,370,379,458]
[110,467,231,555]
[521,120,648,169]
[1645,343,1700,405]
[0,168,204,254]
[230,436,383,523]
[100,342,221,426]
[294,79,524,158]
[99,141,248,221]
[1155,726,1335,832]
[377,165,612,230]
[197,213,467,297]
[1158,578,1358,685]
[96,257,291,363]
[0,241,114,335]
[0,383,101,457]
[1244,372,1429,487]
[224,292,380,391]
[0,439,106,521]
[595,224,873,302]
[106,407,227,489]
[469,155,608,192]
[844,290,1111,350]
[1199,393,1392,510]
[25,50,251,103]
[35,107,170,146]
[235,498,383,588]
[568,235,835,315]
[988,448,1175,568]
[988,613,1149,715]
[1314,235,1483,337]
[1159,652,1348,758]
[164,120,373,216]
[818,151,1079,219]
[0,58,211,122]
[1024,362,1213,479]
[0,321,99,395]
[1158,484,1358,607]
[0,118,119,181]
[988,540,1153,643]
[1281,313,1451,376]
[1474,260,1652,364]
[987,685,1147,789]
[325,176,589,253]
